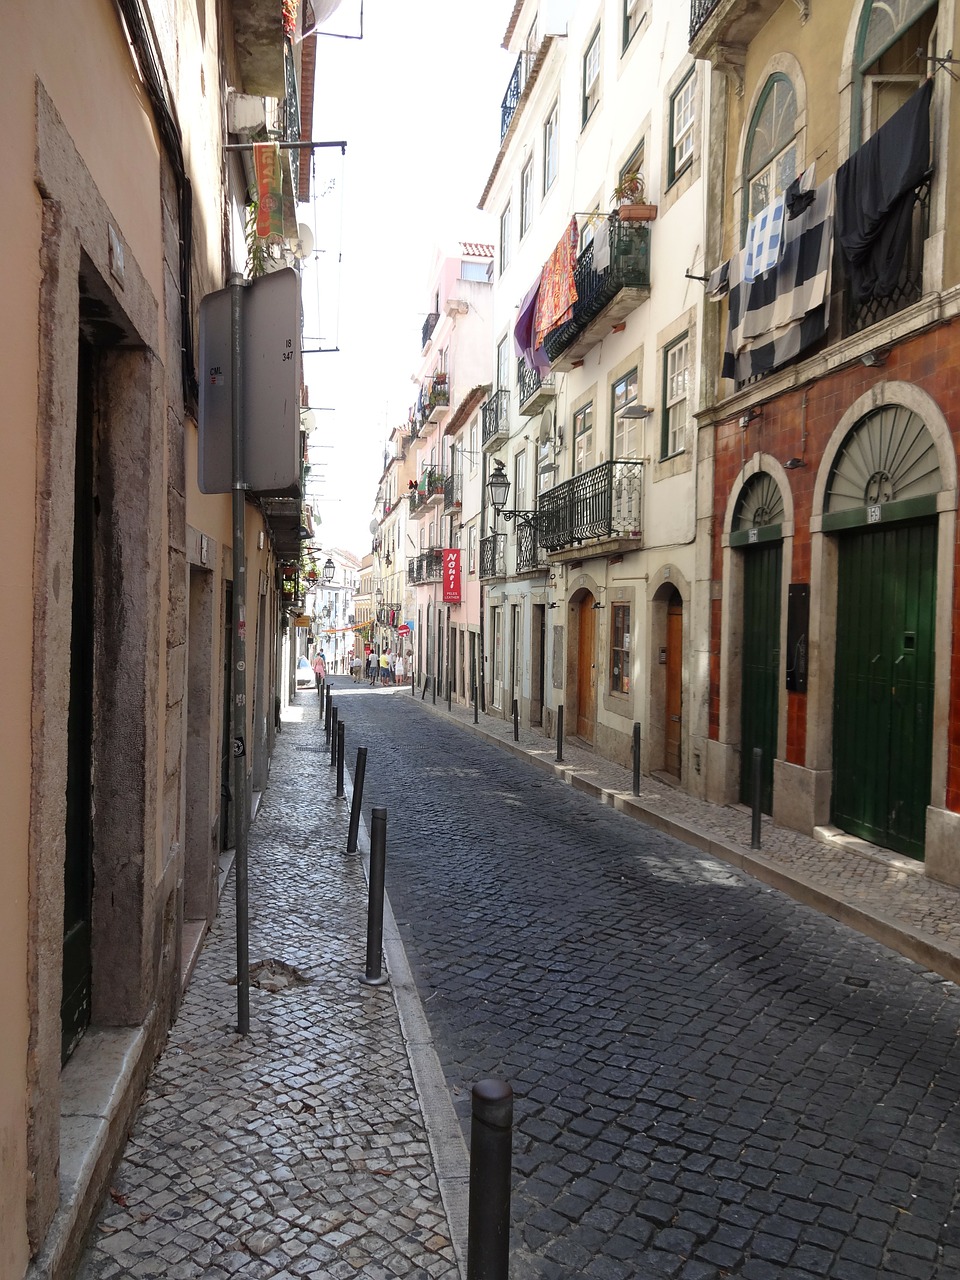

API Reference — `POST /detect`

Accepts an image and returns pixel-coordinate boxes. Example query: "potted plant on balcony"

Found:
[611,171,657,222]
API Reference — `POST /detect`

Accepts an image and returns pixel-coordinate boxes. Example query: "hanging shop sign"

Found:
[442,549,461,603]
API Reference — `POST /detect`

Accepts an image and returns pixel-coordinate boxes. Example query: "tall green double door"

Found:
[739,520,936,858]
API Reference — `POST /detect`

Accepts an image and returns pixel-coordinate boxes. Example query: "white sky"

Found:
[299,0,514,558]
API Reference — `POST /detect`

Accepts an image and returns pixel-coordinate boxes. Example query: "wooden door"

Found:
[576,596,597,741]
[833,520,936,858]
[665,593,683,778]
[62,339,95,1063]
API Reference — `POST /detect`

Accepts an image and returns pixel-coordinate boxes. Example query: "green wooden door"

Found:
[832,519,936,858]
[740,542,782,812]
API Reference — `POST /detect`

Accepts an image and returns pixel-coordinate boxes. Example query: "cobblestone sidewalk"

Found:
[74,695,461,1280]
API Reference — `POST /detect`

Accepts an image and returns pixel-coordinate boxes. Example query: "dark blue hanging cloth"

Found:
[835,78,933,302]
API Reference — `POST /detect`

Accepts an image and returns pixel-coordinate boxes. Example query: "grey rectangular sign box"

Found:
[198,267,302,495]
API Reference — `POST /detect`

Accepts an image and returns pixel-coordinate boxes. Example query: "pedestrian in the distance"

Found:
[394,652,405,686]
[312,650,326,697]
[379,649,390,685]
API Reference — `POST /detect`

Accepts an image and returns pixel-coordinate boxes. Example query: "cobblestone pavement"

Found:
[74,693,461,1280]
[336,679,960,1280]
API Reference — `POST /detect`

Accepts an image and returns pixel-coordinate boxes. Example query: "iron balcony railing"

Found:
[444,471,463,510]
[537,460,644,552]
[689,0,720,42]
[543,221,651,363]
[482,389,510,447]
[844,175,930,337]
[407,550,444,584]
[421,312,439,349]
[515,520,542,572]
[480,532,506,579]
[500,51,536,142]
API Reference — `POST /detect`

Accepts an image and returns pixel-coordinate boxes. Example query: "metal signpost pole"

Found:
[230,273,250,1036]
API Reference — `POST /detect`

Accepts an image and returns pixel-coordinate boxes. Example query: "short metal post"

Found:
[513,698,519,742]
[432,673,437,705]
[448,677,453,711]
[632,723,642,796]
[751,747,763,850]
[324,691,332,740]
[360,807,389,986]
[467,1079,513,1280]
[329,705,338,766]
[346,747,367,853]
[421,676,428,701]
[473,684,479,725]
[556,705,564,762]
[336,721,345,798]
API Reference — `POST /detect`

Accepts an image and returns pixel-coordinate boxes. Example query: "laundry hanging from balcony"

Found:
[721,176,835,384]
[533,217,579,351]
[835,77,932,303]
[514,276,551,374]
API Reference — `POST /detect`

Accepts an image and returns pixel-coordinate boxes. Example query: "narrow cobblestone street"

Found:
[336,679,960,1280]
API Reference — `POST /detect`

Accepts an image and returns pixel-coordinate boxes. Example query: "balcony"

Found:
[844,176,930,338]
[689,0,805,66]
[501,51,536,142]
[515,520,544,573]
[407,550,443,584]
[480,532,506,580]
[421,312,439,350]
[517,363,556,417]
[543,222,651,370]
[425,375,450,423]
[482,389,510,451]
[444,471,463,511]
[233,0,290,95]
[537,460,644,553]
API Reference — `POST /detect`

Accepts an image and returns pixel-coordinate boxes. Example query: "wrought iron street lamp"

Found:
[322,556,336,584]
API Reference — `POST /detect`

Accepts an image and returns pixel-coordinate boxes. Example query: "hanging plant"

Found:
[282,0,298,39]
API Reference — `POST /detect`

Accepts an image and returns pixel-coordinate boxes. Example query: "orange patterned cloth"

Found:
[533,218,579,350]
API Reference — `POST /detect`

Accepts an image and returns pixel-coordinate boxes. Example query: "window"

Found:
[574,402,594,474]
[543,100,559,192]
[663,336,689,458]
[623,0,645,51]
[856,0,936,144]
[461,260,489,282]
[514,449,527,509]
[611,368,640,458]
[499,201,512,275]
[469,419,479,467]
[468,524,477,574]
[520,158,534,238]
[744,75,799,225]
[582,28,601,126]
[497,336,510,391]
[611,604,630,694]
[669,70,697,183]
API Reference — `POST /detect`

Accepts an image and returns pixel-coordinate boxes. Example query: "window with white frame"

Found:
[468,523,477,574]
[663,335,689,458]
[469,418,479,465]
[574,402,594,474]
[612,368,640,458]
[514,448,527,509]
[520,157,534,238]
[497,336,510,391]
[582,28,601,126]
[543,100,559,192]
[669,70,697,183]
[623,0,645,51]
[499,201,512,275]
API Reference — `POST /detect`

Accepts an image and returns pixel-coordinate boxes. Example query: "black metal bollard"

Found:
[448,677,453,711]
[346,747,367,853]
[513,698,519,742]
[751,747,763,849]
[329,706,338,767]
[421,677,428,701]
[432,674,436,705]
[336,721,345,798]
[359,807,389,986]
[632,722,642,796]
[556,705,564,762]
[467,1079,513,1280]
[324,691,332,741]
[473,684,479,725]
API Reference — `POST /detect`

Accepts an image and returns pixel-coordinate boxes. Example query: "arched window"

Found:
[826,405,940,512]
[854,0,937,143]
[733,472,785,533]
[744,74,799,226]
